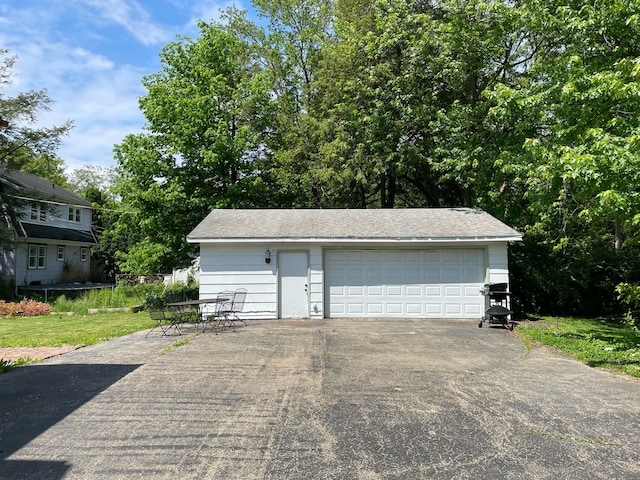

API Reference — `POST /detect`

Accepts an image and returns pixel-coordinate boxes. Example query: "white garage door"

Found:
[325,249,485,318]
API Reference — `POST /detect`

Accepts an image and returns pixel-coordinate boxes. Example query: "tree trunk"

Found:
[614,218,623,251]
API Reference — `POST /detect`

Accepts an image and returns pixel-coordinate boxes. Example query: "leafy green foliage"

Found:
[0,359,15,374]
[0,49,74,248]
[0,50,72,177]
[517,316,640,377]
[50,282,197,314]
[113,23,278,273]
[105,0,640,317]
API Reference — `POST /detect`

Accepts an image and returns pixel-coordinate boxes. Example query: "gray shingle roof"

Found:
[187,208,521,242]
[0,168,91,207]
[19,222,97,244]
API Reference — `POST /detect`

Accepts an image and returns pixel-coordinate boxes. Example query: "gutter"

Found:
[187,236,523,244]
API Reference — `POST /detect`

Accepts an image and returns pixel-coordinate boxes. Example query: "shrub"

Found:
[0,299,52,317]
[616,283,640,333]
[0,359,15,374]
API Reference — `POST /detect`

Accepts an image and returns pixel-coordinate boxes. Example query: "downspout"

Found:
[14,241,19,297]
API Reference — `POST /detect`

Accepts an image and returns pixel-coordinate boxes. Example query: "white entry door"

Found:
[279,251,309,318]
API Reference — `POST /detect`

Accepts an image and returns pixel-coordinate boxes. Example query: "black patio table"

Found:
[167,298,230,333]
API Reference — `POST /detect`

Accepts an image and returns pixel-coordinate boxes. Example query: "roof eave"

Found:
[188,235,523,244]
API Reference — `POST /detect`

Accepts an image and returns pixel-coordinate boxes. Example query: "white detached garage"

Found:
[187,208,522,320]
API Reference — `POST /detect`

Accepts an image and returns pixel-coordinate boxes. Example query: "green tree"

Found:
[113,22,276,273]
[0,50,72,179]
[486,0,640,314]
[308,0,530,208]
[67,166,121,282]
[1,50,73,248]
[224,0,334,207]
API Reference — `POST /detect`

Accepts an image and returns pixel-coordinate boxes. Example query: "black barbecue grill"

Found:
[479,282,514,330]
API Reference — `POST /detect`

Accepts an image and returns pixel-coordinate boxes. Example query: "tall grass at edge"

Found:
[52,283,167,314]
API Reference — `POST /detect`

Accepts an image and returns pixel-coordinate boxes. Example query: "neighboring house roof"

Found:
[0,168,91,207]
[188,208,522,243]
[19,223,97,244]
[1,168,97,245]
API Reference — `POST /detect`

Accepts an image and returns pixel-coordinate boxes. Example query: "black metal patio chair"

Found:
[229,288,248,327]
[145,295,181,337]
[203,291,235,333]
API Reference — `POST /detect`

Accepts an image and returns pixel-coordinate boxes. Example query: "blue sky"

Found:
[0,0,254,174]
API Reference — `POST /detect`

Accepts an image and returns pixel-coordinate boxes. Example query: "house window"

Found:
[28,244,47,269]
[30,205,46,221]
[57,246,65,262]
[68,207,81,222]
[80,247,88,262]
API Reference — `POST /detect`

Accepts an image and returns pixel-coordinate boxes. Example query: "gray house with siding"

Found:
[0,168,97,290]
[187,208,522,320]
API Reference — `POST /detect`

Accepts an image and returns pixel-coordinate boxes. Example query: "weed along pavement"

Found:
[1,318,639,479]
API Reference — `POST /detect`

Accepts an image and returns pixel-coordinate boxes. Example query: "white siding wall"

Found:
[18,203,92,232]
[14,242,90,286]
[199,241,514,320]
[486,243,510,285]
[199,243,323,320]
[485,243,512,311]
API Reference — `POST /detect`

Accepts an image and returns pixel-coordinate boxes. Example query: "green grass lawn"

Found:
[516,316,640,378]
[0,312,155,348]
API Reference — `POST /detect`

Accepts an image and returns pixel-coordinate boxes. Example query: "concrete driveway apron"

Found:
[1,318,639,479]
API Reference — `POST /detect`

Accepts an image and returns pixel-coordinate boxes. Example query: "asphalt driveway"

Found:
[1,318,639,479]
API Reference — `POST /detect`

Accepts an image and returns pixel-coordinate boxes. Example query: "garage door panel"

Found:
[367,303,383,314]
[426,268,441,281]
[426,304,443,314]
[464,285,481,297]
[464,251,481,261]
[465,304,483,315]
[406,303,423,314]
[325,249,484,318]
[405,251,421,261]
[367,285,383,296]
[444,286,462,297]
[385,251,402,261]
[326,251,344,262]
[330,285,346,295]
[387,285,402,296]
[405,267,421,281]
[330,303,345,314]
[347,251,364,261]
[425,286,441,296]
[406,285,422,296]
[366,268,383,280]
[348,303,364,314]
[424,251,440,261]
[385,268,402,281]
[365,251,383,261]
[347,267,363,279]
[445,304,462,315]
[444,251,460,261]
[444,268,462,281]
[348,286,363,295]
[463,267,482,280]
[386,303,403,314]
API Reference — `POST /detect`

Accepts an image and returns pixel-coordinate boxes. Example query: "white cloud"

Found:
[71,48,115,71]
[189,0,239,24]
[0,0,254,174]
[80,0,174,46]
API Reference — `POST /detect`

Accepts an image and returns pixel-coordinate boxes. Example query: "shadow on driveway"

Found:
[0,363,140,479]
